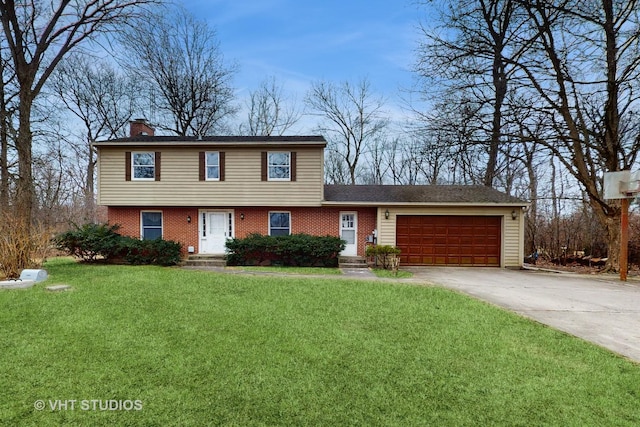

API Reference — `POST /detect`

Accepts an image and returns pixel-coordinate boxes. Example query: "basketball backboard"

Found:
[604,170,640,199]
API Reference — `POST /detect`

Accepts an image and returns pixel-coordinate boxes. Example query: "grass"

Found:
[225,265,342,275]
[371,268,413,279]
[1,257,640,426]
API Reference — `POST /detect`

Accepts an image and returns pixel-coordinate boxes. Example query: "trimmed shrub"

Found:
[121,237,182,266]
[54,223,182,266]
[54,223,122,262]
[226,233,345,267]
[366,245,401,270]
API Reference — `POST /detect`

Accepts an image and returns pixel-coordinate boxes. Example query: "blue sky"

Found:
[182,0,425,125]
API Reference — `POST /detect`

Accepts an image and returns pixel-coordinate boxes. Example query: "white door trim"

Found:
[198,209,234,254]
[340,211,358,256]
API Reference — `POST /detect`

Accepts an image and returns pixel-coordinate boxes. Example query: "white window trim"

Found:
[132,151,155,181]
[140,210,163,240]
[268,211,291,236]
[205,151,220,181]
[267,151,291,181]
[341,212,357,231]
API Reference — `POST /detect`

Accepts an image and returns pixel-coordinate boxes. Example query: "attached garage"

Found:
[323,184,528,268]
[396,215,501,266]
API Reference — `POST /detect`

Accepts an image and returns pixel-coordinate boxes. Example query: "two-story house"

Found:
[94,119,528,267]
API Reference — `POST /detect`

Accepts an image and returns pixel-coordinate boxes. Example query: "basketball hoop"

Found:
[620,179,640,198]
[602,170,638,281]
[604,170,640,199]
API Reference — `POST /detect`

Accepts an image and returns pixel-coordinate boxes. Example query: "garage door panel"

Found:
[397,215,501,266]
[460,236,473,245]
[460,246,476,255]
[435,226,447,234]
[396,236,410,245]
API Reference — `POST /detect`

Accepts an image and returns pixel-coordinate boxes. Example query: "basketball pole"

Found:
[620,197,629,282]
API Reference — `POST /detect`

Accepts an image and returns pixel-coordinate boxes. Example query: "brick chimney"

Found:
[129,118,155,137]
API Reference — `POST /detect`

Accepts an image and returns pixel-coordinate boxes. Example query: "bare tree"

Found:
[0,0,156,269]
[120,5,237,136]
[242,76,300,136]
[306,78,388,185]
[361,134,390,184]
[509,0,640,271]
[416,0,526,187]
[51,54,139,221]
[324,150,350,185]
[416,95,488,185]
[0,44,17,210]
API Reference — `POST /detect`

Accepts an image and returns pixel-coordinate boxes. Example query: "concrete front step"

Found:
[188,254,226,260]
[184,254,226,267]
[339,263,369,269]
[184,260,227,267]
[338,256,368,269]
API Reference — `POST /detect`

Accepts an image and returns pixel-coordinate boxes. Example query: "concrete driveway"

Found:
[405,266,640,363]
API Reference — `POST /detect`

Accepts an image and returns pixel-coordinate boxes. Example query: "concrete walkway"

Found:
[405,266,640,363]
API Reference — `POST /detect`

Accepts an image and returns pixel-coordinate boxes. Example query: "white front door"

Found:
[200,211,232,254]
[340,212,357,256]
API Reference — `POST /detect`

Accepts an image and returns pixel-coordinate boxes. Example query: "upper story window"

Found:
[206,151,220,180]
[125,151,159,181]
[133,152,155,180]
[268,152,290,181]
[261,151,296,182]
[199,151,225,181]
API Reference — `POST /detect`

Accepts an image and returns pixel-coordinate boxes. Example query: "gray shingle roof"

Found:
[99,135,327,144]
[324,185,526,204]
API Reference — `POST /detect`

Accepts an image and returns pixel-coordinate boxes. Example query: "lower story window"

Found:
[269,212,290,236]
[141,211,162,240]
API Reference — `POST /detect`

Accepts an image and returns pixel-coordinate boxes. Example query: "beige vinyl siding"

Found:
[376,206,524,268]
[97,147,324,206]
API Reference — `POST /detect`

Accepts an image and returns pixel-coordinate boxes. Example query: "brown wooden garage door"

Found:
[396,215,501,266]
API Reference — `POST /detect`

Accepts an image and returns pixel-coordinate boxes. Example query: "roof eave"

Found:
[92,141,327,149]
[322,201,530,207]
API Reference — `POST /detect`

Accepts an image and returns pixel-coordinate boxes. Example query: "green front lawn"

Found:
[371,268,413,279]
[1,258,639,426]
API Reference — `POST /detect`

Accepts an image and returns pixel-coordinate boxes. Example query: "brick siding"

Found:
[108,206,376,256]
[108,207,199,255]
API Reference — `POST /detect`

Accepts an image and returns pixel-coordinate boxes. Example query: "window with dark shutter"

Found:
[199,152,205,181]
[261,151,267,181]
[291,152,297,182]
[130,151,157,180]
[219,151,225,181]
[154,152,161,181]
[266,152,291,181]
[200,151,224,181]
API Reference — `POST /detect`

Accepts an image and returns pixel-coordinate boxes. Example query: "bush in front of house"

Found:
[226,233,346,267]
[54,223,123,262]
[120,237,183,266]
[366,244,401,270]
[54,223,182,266]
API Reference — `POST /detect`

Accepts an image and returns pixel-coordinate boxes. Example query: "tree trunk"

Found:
[0,57,9,211]
[525,151,538,255]
[484,45,507,187]
[592,197,621,272]
[14,90,34,270]
[85,144,96,222]
[15,90,33,223]
[0,95,8,211]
